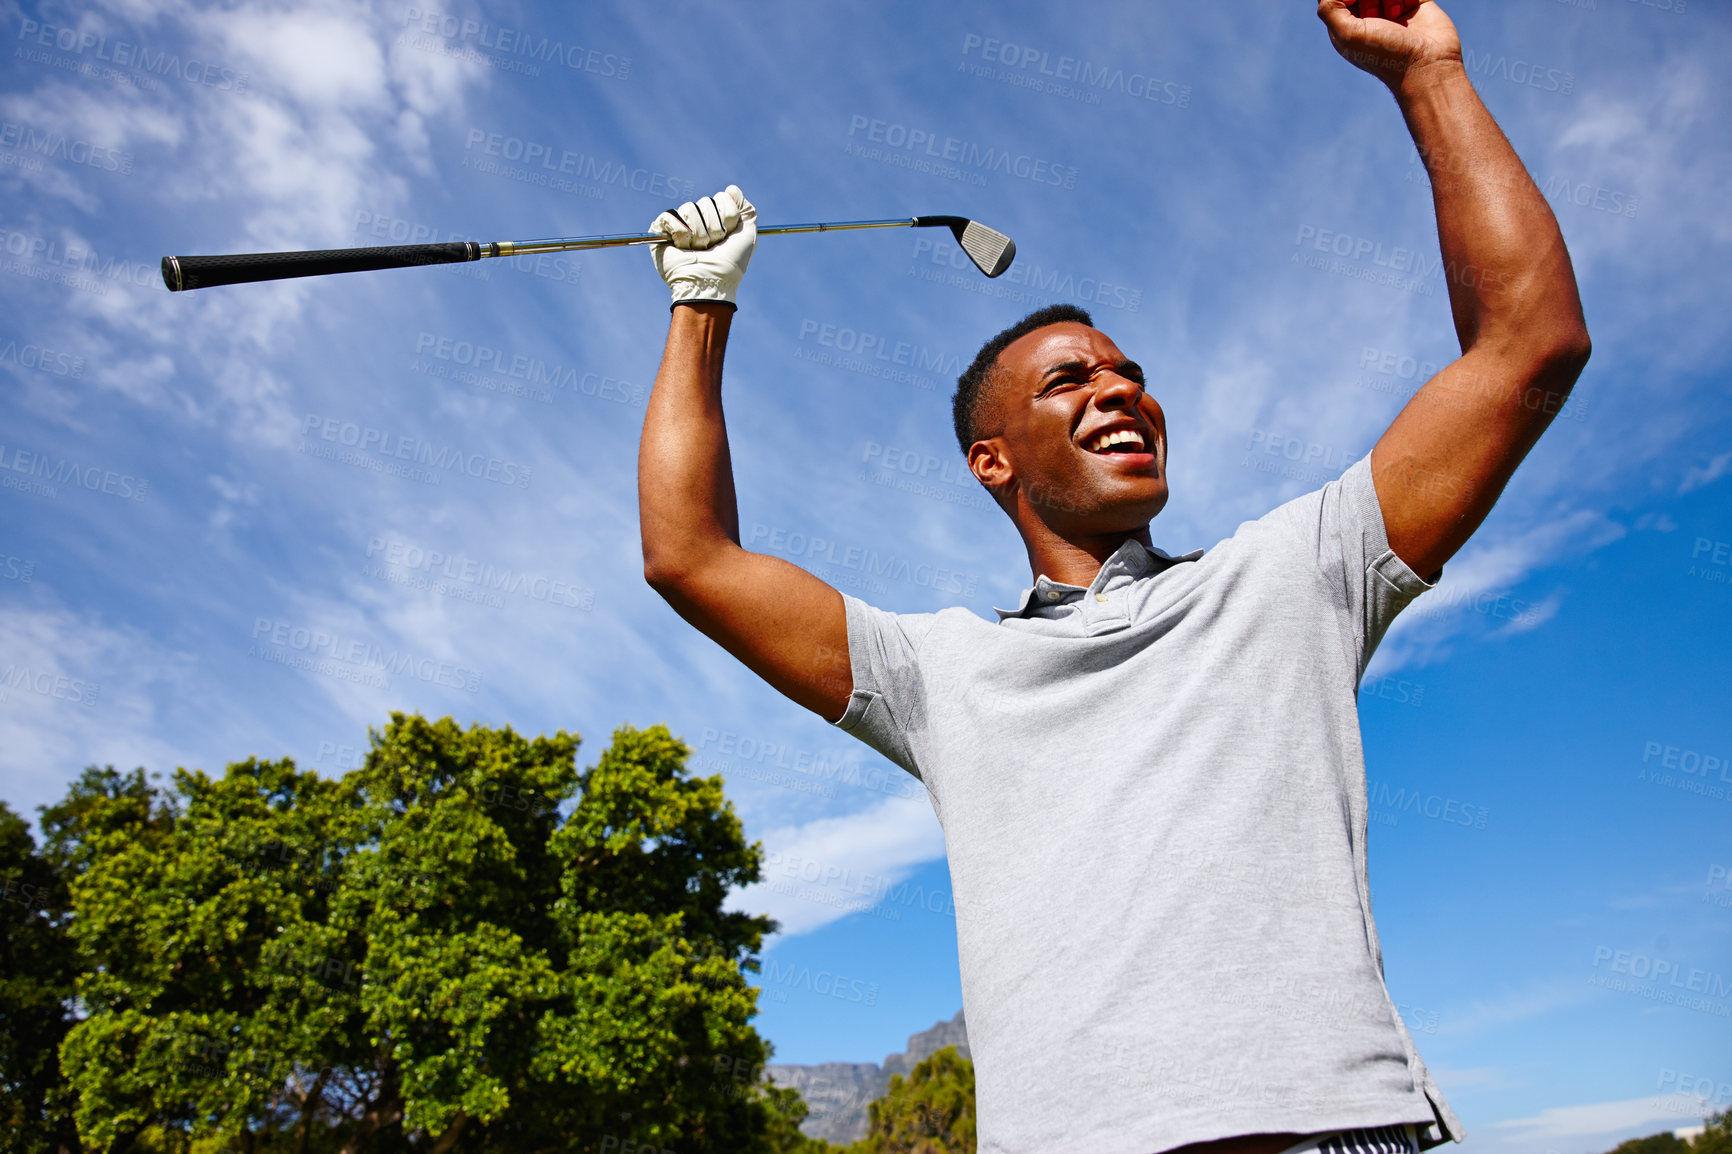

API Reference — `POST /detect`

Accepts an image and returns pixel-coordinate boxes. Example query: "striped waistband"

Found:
[1278,1123,1420,1154]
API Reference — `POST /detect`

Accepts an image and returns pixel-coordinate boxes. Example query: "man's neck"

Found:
[1022,524,1153,587]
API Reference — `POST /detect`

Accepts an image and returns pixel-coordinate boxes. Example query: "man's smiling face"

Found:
[971,322,1169,537]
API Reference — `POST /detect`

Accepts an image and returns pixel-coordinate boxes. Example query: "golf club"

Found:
[160,216,1015,292]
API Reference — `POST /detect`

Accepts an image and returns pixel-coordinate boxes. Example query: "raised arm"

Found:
[638,187,852,721]
[1320,0,1592,581]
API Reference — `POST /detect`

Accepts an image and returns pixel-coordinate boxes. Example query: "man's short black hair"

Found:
[952,304,1094,456]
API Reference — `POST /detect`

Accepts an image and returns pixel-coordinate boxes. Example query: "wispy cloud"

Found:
[1371,510,1626,675]
[0,603,203,806]
[1491,1092,1712,1140]
[1435,976,1600,1038]
[1680,451,1732,495]
[726,793,946,940]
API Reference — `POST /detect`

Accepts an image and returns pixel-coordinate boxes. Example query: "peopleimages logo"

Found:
[299,414,532,489]
[795,319,962,377]
[462,129,694,200]
[959,34,1191,108]
[1367,782,1488,829]
[845,114,1078,189]
[0,120,132,173]
[413,333,640,405]
[0,443,148,501]
[0,663,100,706]
[249,618,483,694]
[1294,224,1440,280]
[0,337,83,378]
[747,523,980,597]
[1642,740,1731,783]
[1462,46,1574,95]
[1590,945,1731,1011]
[0,228,160,289]
[16,17,250,91]
[760,957,880,1006]
[400,9,631,79]
[364,537,595,611]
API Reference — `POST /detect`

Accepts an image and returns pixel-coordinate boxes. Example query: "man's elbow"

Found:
[643,540,733,599]
[1547,323,1592,378]
[642,551,691,596]
[1518,319,1591,388]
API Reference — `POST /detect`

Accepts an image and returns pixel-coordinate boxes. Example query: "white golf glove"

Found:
[649,185,757,309]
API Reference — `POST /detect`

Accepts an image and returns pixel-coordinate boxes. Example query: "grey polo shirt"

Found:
[833,453,1464,1154]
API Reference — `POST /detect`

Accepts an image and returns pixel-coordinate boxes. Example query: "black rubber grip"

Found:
[911,216,968,229]
[161,241,481,291]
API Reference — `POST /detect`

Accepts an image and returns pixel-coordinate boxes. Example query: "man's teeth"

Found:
[1088,429,1146,453]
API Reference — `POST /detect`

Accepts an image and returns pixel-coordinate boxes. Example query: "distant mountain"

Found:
[766,1009,970,1145]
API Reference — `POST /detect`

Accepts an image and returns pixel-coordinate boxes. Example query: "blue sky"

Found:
[2,1,1728,1149]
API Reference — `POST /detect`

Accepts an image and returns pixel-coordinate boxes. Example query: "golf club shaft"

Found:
[161,217,955,292]
[502,217,927,256]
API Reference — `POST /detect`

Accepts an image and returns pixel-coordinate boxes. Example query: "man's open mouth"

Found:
[1083,428,1150,455]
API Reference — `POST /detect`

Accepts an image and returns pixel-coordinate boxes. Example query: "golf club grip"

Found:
[162,241,481,291]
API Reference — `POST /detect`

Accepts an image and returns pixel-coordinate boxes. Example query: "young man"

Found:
[637,2,1589,1151]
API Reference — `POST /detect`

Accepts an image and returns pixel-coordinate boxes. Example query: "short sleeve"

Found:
[1258,452,1438,679]
[833,594,939,781]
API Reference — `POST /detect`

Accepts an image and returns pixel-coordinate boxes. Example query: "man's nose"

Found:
[1095,373,1144,408]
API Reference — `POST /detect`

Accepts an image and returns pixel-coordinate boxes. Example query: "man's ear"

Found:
[969,438,1012,494]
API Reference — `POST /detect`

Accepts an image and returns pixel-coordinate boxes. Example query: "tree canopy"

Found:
[1,795,80,1153]
[1604,1111,1732,1154]
[851,1046,975,1154]
[3,714,823,1153]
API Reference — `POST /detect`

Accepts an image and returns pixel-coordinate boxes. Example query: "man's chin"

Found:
[1097,485,1169,532]
[1022,480,1167,529]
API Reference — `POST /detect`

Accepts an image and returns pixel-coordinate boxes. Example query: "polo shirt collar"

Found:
[993,538,1203,620]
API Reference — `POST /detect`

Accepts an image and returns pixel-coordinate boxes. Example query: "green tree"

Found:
[2,763,173,1153]
[0,800,80,1154]
[50,714,812,1152]
[1604,1111,1732,1154]
[852,1047,975,1154]
[1692,1109,1732,1154]
[758,1082,849,1154]
[37,764,180,881]
[1606,1134,1688,1154]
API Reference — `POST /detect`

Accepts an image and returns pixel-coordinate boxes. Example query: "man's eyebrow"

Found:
[1038,359,1089,382]
[1037,359,1145,384]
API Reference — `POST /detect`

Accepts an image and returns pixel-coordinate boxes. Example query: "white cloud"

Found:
[726,792,946,940]
[0,79,185,152]
[1635,512,1679,532]
[1680,451,1732,494]
[1371,510,1627,675]
[1496,592,1561,636]
[1490,1092,1713,1140]
[213,10,388,113]
[4,1,492,453]
[1556,99,1648,153]
[0,604,203,816]
[1432,511,1625,600]
[206,472,261,530]
[1435,976,1600,1038]
[1429,1066,1513,1091]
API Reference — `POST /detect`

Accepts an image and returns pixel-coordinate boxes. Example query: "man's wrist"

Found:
[672,299,736,315]
[669,301,737,331]
[1390,55,1469,107]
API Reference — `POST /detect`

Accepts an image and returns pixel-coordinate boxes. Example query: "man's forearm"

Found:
[1397,61,1590,365]
[639,302,742,584]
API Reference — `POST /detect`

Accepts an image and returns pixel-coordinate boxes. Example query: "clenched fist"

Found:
[648,185,757,309]
[1318,0,1462,92]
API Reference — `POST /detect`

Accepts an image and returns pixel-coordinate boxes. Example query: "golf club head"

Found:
[915,216,1016,278]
